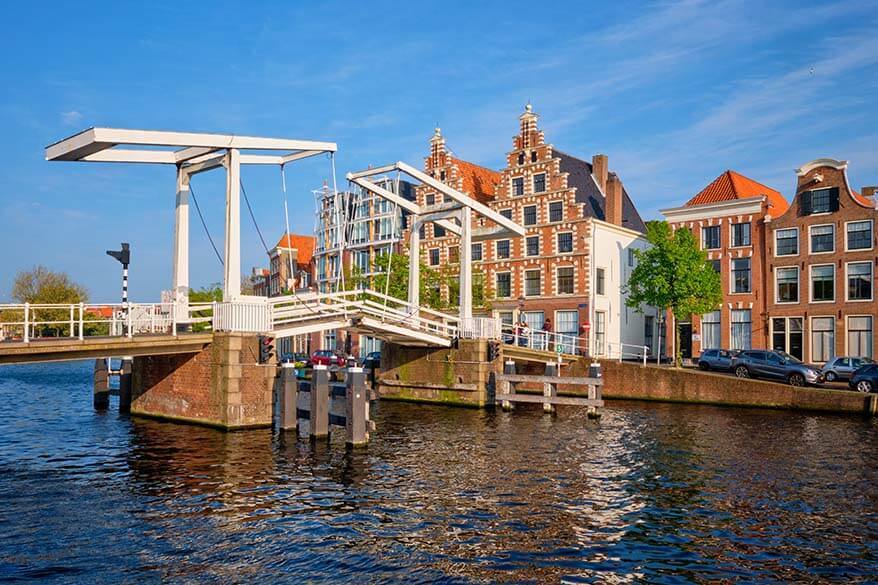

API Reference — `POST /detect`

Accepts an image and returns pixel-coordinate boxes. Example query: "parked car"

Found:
[360,351,381,371]
[849,364,878,393]
[697,349,738,371]
[309,349,346,367]
[731,350,822,387]
[820,356,875,382]
[281,352,309,367]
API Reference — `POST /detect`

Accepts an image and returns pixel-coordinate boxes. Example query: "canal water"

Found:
[1,362,876,583]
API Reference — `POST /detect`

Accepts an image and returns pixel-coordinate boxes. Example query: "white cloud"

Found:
[60,110,83,126]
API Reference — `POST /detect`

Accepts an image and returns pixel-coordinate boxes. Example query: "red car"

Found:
[309,349,346,367]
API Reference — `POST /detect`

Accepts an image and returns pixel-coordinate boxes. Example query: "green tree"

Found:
[188,283,222,332]
[4,266,88,337]
[625,221,722,367]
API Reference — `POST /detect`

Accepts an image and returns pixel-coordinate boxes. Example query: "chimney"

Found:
[605,173,623,226]
[592,154,608,193]
[862,186,876,198]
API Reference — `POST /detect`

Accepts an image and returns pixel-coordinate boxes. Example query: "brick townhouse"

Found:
[661,171,788,358]
[765,158,877,363]
[412,105,654,356]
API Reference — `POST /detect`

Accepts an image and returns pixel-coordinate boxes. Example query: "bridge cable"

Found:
[188,182,224,266]
[239,178,270,254]
[278,164,318,316]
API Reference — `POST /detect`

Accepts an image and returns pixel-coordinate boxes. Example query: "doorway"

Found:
[679,322,693,359]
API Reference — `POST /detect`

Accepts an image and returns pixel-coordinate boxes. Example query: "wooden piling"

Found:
[501,360,516,411]
[118,357,132,413]
[587,361,602,419]
[310,365,330,438]
[345,367,368,445]
[93,358,109,410]
[543,362,558,414]
[275,363,297,431]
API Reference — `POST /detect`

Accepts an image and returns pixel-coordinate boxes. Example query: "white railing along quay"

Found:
[500,324,649,365]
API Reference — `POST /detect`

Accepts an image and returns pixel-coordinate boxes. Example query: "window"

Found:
[524,270,541,296]
[355,250,370,272]
[495,273,511,298]
[776,228,798,256]
[776,267,798,303]
[711,259,721,273]
[512,177,524,196]
[531,151,537,163]
[526,236,540,256]
[772,317,803,360]
[556,310,579,354]
[846,220,872,250]
[434,224,446,238]
[557,232,573,253]
[702,225,721,249]
[428,248,440,266]
[731,309,752,350]
[732,258,751,293]
[471,243,482,261]
[702,311,721,350]
[731,223,751,247]
[847,262,873,300]
[811,317,835,362]
[496,240,510,259]
[848,316,873,359]
[517,152,525,165]
[440,170,446,181]
[628,249,636,267]
[500,209,512,220]
[499,311,514,329]
[523,205,537,226]
[448,247,459,263]
[557,267,574,294]
[533,173,546,193]
[810,225,834,253]
[596,267,605,295]
[425,193,435,206]
[644,316,655,353]
[594,311,607,355]
[548,201,563,222]
[805,188,837,215]
[811,265,834,302]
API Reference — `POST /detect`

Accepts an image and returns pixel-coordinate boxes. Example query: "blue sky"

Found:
[1,0,876,301]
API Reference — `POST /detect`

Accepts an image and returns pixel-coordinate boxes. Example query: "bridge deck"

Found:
[0,333,214,364]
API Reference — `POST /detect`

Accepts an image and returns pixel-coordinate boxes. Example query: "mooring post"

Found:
[93,358,109,410]
[118,357,133,413]
[501,360,516,411]
[310,365,330,438]
[345,366,368,445]
[543,361,558,414]
[587,361,602,419]
[276,362,297,431]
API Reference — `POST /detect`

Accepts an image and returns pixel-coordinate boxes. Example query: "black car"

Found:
[360,351,381,371]
[731,350,822,387]
[849,364,878,393]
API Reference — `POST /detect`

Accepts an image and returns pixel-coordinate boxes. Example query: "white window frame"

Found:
[845,261,874,302]
[556,266,575,295]
[525,235,540,257]
[729,221,751,248]
[495,271,512,298]
[775,265,799,304]
[702,225,721,250]
[770,316,804,359]
[809,315,836,363]
[844,219,873,252]
[808,188,834,215]
[808,223,835,255]
[523,204,538,226]
[557,231,574,254]
[524,269,541,297]
[809,263,835,304]
[547,200,564,223]
[845,315,873,359]
[774,227,799,257]
[471,242,483,262]
[533,172,547,194]
[730,257,751,294]
[595,267,606,296]
[495,239,511,260]
[511,177,524,197]
[428,248,440,266]
[499,208,513,221]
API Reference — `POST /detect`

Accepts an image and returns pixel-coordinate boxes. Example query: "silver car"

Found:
[820,357,875,382]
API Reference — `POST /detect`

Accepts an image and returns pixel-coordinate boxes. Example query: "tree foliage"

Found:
[625,221,722,365]
[11,265,87,304]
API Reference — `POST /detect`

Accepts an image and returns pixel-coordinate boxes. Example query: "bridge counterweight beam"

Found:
[173,166,190,310]
[459,206,473,321]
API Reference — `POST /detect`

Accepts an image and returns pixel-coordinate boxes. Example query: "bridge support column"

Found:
[172,167,190,316]
[501,360,516,411]
[93,358,109,410]
[459,207,472,321]
[275,363,297,431]
[407,221,420,319]
[223,149,242,301]
[119,357,133,413]
[310,365,330,438]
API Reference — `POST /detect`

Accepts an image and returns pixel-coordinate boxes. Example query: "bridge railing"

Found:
[500,324,649,364]
[0,302,180,342]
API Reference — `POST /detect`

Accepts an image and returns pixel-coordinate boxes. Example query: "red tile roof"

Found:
[850,188,874,208]
[275,233,316,265]
[686,170,788,215]
[451,157,500,201]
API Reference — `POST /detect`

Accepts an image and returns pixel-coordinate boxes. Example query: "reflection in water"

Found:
[1,361,877,582]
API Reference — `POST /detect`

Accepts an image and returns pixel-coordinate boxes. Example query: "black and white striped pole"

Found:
[107,243,131,335]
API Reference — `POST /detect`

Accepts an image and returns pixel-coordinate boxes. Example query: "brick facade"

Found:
[765,159,877,363]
